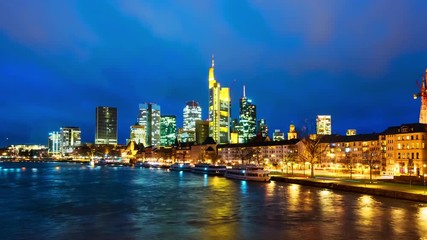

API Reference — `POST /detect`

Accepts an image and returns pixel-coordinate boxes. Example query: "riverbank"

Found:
[271,175,427,203]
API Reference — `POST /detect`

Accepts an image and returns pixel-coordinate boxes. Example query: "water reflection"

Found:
[0,162,426,239]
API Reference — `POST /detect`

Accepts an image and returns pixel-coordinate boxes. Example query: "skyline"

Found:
[2,1,427,146]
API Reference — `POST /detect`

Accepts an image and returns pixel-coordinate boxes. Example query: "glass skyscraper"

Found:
[95,106,117,145]
[182,101,202,142]
[208,55,230,144]
[138,103,161,146]
[160,115,177,147]
[238,85,257,143]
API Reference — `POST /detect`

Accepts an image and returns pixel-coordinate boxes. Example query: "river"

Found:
[0,162,426,240]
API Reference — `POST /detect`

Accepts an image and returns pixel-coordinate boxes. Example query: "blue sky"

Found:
[1,0,427,146]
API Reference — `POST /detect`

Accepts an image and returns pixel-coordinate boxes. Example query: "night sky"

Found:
[1,1,427,146]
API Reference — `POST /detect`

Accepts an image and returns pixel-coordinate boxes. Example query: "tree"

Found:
[282,147,298,174]
[299,134,328,178]
[363,144,383,183]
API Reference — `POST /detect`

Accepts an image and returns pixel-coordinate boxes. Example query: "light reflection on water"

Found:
[0,162,426,240]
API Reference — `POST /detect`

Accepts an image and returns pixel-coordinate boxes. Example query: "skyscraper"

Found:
[160,115,177,147]
[316,115,332,135]
[48,131,60,155]
[182,101,202,142]
[208,55,230,144]
[95,106,117,145]
[238,85,257,143]
[273,129,285,141]
[130,124,146,145]
[138,103,161,146]
[257,119,269,138]
[60,126,81,154]
[195,120,210,145]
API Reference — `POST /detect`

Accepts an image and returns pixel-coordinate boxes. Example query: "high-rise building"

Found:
[182,101,202,142]
[60,127,81,154]
[316,115,332,135]
[257,119,269,138]
[130,124,146,145]
[95,106,117,145]
[346,129,357,136]
[273,129,285,141]
[288,124,298,140]
[238,85,257,143]
[138,103,161,146]
[208,55,231,144]
[414,69,427,124]
[195,120,210,145]
[48,131,60,155]
[160,115,177,147]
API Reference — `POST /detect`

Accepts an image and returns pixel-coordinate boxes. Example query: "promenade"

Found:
[271,171,427,203]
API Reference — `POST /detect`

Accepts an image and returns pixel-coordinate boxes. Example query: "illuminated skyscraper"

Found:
[130,124,146,145]
[160,115,177,147]
[208,55,230,144]
[138,103,161,146]
[316,115,332,135]
[48,131,60,155]
[238,85,257,143]
[182,101,202,142]
[60,126,81,155]
[95,106,117,145]
[257,119,269,138]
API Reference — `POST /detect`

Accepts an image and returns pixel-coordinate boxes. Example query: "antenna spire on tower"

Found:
[243,84,246,98]
[211,54,214,68]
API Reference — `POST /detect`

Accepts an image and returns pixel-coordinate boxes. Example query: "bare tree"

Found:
[363,145,383,183]
[299,135,328,178]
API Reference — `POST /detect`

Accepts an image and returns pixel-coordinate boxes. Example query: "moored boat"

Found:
[191,163,227,176]
[169,163,192,171]
[225,165,270,182]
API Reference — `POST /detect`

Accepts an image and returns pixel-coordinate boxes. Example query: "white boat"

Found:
[88,159,95,167]
[225,165,271,182]
[170,163,192,171]
[192,163,227,176]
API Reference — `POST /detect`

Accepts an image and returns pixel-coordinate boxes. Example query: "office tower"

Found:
[138,103,161,146]
[288,124,298,140]
[182,101,202,142]
[316,115,332,135]
[160,115,177,147]
[238,85,257,143]
[60,127,81,154]
[257,119,269,138]
[195,120,210,145]
[130,124,146,145]
[273,129,285,141]
[346,129,357,136]
[95,106,117,145]
[48,131,60,155]
[208,55,231,144]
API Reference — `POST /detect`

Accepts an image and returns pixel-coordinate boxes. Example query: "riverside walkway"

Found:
[271,173,427,203]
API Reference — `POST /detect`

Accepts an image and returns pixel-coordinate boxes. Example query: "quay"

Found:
[271,174,427,203]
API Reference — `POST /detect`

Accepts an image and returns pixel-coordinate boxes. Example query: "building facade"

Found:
[182,101,202,142]
[256,119,268,138]
[273,129,285,141]
[160,115,177,147]
[60,126,81,155]
[208,56,230,144]
[48,131,60,155]
[130,124,146,146]
[195,120,209,145]
[138,103,161,146]
[95,106,118,145]
[316,115,332,135]
[238,85,257,143]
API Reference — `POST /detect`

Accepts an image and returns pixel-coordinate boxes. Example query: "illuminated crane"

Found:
[414,69,427,124]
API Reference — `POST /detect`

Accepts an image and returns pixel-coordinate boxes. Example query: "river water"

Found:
[0,162,426,240]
